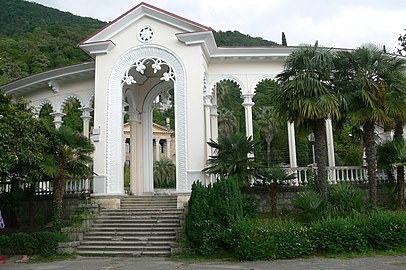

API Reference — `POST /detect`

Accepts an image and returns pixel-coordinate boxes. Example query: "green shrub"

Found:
[310,217,369,254]
[227,218,315,260]
[0,235,10,255]
[209,177,243,228]
[292,189,325,223]
[185,177,244,255]
[328,182,370,215]
[242,195,259,218]
[0,232,67,257]
[185,181,209,249]
[366,211,406,250]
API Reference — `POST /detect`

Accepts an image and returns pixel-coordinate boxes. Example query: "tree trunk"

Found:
[394,121,405,210]
[268,184,278,217]
[266,140,271,168]
[313,119,328,199]
[363,121,378,206]
[53,166,66,231]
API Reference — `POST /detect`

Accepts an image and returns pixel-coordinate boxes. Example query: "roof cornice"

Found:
[80,40,116,56]
[80,2,212,46]
[0,62,95,96]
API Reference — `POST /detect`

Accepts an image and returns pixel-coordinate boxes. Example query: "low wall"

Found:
[242,184,394,215]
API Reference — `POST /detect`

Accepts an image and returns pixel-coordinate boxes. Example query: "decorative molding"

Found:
[208,76,245,96]
[80,40,116,56]
[250,75,277,94]
[137,26,154,43]
[108,45,188,193]
[59,94,84,113]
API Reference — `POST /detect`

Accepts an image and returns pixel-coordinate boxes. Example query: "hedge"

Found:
[0,232,68,257]
[226,210,406,260]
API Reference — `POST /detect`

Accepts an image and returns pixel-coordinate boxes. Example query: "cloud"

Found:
[29,0,406,50]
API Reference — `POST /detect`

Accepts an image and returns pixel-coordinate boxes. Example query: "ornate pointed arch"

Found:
[250,75,278,94]
[107,45,188,193]
[59,94,84,113]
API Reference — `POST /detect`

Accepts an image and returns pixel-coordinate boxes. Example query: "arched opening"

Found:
[38,103,53,126]
[62,97,82,133]
[120,56,177,195]
[213,79,244,139]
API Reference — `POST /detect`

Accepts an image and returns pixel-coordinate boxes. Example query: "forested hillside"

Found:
[0,0,279,85]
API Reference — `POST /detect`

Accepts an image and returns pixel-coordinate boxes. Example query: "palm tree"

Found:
[203,132,261,186]
[218,108,237,137]
[255,106,279,167]
[41,126,94,230]
[334,44,406,206]
[153,158,176,188]
[275,42,343,199]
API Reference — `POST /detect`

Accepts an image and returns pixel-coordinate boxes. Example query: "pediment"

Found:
[80,2,212,48]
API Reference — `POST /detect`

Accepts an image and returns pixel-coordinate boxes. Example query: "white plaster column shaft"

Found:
[128,112,138,195]
[80,107,93,138]
[326,117,336,182]
[287,121,298,168]
[204,94,213,161]
[242,93,255,139]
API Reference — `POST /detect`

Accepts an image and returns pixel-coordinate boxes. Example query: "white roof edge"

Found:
[81,3,212,46]
[1,62,95,95]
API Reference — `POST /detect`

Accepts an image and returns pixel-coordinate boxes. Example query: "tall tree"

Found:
[334,44,406,206]
[256,106,279,167]
[41,126,94,230]
[275,42,343,199]
[281,32,287,46]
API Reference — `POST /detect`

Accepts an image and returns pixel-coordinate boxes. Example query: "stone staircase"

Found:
[76,196,183,256]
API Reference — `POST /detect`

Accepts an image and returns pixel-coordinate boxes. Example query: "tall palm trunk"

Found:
[363,121,378,206]
[394,121,405,210]
[313,119,328,199]
[53,163,66,231]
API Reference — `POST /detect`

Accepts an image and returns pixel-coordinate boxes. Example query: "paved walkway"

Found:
[1,255,406,270]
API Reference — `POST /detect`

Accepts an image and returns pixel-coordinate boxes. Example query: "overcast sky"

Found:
[29,0,406,51]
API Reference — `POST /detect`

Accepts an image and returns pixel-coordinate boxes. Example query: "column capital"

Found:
[204,94,212,107]
[80,107,93,120]
[128,110,141,124]
[50,112,65,128]
[241,93,255,107]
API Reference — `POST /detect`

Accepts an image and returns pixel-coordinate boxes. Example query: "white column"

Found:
[50,112,65,129]
[204,95,212,161]
[166,139,171,159]
[80,107,93,138]
[242,93,255,139]
[326,117,336,183]
[155,139,160,161]
[287,121,297,168]
[128,112,137,195]
[210,104,218,145]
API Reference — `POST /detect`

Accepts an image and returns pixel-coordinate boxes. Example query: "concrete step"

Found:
[92,222,179,227]
[78,195,183,257]
[83,235,176,241]
[86,230,176,235]
[100,209,183,214]
[79,240,173,246]
[76,250,171,256]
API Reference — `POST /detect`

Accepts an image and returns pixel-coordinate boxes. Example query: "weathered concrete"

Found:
[2,255,406,270]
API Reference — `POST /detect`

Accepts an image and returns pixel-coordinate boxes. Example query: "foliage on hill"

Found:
[0,0,279,85]
[214,30,278,47]
[0,0,105,84]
